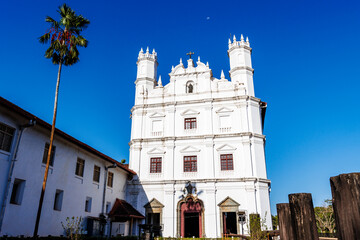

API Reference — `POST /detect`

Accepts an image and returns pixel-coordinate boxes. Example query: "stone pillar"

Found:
[289,193,319,240]
[330,173,360,240]
[276,203,296,240]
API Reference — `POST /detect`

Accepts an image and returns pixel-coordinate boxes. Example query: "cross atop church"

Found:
[186,51,195,59]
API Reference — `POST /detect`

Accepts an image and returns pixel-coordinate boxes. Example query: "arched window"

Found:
[186,81,194,93]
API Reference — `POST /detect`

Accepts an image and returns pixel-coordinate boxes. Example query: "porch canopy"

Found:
[108,199,144,222]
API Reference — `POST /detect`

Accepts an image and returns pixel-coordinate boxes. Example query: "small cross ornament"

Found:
[186,51,195,59]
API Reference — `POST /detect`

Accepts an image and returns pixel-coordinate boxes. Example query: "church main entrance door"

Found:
[178,196,204,237]
[184,212,199,237]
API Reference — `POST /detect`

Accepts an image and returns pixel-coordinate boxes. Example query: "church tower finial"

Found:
[221,70,225,80]
[158,75,162,87]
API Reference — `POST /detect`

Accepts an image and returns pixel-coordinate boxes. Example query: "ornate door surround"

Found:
[177,195,205,237]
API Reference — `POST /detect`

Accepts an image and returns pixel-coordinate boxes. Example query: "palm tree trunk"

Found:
[34,60,63,237]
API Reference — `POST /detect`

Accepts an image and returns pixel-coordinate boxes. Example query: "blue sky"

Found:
[1,0,360,215]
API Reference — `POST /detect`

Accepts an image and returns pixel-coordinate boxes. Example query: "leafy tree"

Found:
[314,199,335,233]
[34,4,90,236]
[62,216,85,240]
[249,213,268,240]
[271,215,278,230]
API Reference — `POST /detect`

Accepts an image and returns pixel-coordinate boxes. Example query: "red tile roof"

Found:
[0,96,136,175]
[108,199,144,219]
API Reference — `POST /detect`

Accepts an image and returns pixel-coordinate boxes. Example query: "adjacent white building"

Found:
[127,35,272,238]
[0,97,140,237]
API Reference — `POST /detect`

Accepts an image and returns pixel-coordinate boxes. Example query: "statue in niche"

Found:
[187,83,193,93]
[184,181,197,195]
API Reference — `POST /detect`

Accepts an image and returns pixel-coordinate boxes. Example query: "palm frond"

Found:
[45,16,60,28]
[52,53,60,64]
[44,46,55,58]
[39,33,51,44]
[70,35,88,48]
[78,36,88,48]
[75,15,90,29]
[58,4,72,18]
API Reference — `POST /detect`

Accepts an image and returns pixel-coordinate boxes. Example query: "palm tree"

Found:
[34,4,89,236]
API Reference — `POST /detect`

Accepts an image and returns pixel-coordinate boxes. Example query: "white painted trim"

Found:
[216,144,237,152]
[147,148,166,155]
[180,146,201,153]
[180,109,200,116]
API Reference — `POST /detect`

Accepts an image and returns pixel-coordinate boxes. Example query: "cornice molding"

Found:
[227,44,252,53]
[128,132,265,146]
[170,70,211,77]
[131,96,261,112]
[129,177,271,185]
[134,77,156,84]
[136,57,158,64]
[229,66,254,75]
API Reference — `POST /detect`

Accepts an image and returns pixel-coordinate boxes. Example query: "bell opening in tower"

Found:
[184,212,199,237]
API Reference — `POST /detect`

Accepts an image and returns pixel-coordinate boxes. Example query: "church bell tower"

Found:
[135,47,158,104]
[228,34,255,96]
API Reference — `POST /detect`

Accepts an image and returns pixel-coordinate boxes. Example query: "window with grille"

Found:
[150,157,162,173]
[0,122,15,152]
[42,143,56,166]
[220,154,233,170]
[93,165,100,183]
[75,158,85,177]
[184,118,196,129]
[107,172,114,188]
[184,156,197,172]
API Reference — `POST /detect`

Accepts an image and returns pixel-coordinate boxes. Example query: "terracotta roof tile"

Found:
[108,199,144,219]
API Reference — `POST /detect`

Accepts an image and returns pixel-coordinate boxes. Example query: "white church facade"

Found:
[0,35,272,238]
[127,35,272,238]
